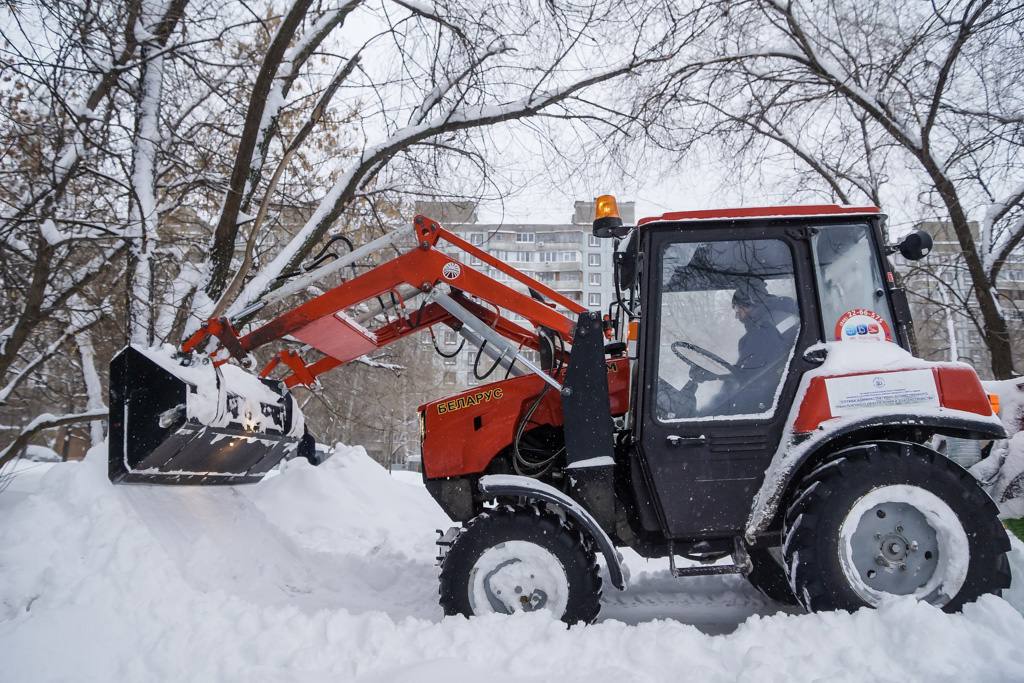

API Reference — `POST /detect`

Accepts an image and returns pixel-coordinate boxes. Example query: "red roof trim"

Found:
[636,204,881,226]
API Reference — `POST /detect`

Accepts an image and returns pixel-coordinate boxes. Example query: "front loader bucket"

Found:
[109,346,305,485]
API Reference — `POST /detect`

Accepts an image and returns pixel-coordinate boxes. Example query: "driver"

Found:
[722,279,798,413]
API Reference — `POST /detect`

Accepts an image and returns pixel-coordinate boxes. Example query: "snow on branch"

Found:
[205,0,319,302]
[985,180,1024,277]
[246,1,363,186]
[206,0,363,304]
[0,409,108,469]
[354,355,405,372]
[128,0,171,346]
[231,59,653,313]
[0,314,102,406]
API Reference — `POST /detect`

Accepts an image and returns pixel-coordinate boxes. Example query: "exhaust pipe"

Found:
[108,346,306,485]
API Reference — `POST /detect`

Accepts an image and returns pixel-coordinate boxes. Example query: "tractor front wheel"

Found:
[439,505,602,624]
[782,442,1011,613]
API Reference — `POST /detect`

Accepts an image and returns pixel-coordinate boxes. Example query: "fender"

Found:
[745,411,1006,540]
[478,474,627,590]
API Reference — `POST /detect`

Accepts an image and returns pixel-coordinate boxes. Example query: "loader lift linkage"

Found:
[180,215,586,391]
[110,200,1012,624]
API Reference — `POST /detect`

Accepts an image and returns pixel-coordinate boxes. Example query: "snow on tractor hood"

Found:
[746,341,1003,540]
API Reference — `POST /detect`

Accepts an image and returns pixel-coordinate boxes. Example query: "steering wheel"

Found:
[670,341,737,382]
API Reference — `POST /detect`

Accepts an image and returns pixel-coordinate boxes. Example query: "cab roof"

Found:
[636,204,881,227]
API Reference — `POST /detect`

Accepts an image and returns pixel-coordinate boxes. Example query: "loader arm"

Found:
[183,215,587,389]
[110,214,594,485]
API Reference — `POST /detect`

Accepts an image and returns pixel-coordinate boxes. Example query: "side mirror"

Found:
[896,230,933,261]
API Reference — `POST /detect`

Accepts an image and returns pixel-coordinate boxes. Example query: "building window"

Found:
[471,255,482,266]
[588,235,601,247]
[443,359,457,367]
[540,251,557,263]
[516,232,535,243]
[588,253,601,267]
[588,293,602,308]
[589,272,601,286]
[515,251,533,262]
[469,232,483,245]
[443,329,457,345]
[443,372,457,385]
[561,251,579,262]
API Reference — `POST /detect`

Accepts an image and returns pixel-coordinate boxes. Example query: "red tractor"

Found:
[110,198,1011,623]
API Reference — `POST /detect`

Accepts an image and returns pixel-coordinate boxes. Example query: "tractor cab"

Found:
[621,206,907,540]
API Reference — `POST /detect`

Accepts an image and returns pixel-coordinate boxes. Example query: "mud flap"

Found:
[108,346,305,485]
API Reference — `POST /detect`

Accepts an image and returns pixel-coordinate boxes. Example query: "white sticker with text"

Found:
[825,369,939,416]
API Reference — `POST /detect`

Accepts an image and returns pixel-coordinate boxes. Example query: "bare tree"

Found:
[189,0,691,328]
[0,0,703,461]
[641,0,1024,378]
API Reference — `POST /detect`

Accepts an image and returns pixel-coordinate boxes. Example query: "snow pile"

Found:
[974,378,1024,516]
[2,444,1024,681]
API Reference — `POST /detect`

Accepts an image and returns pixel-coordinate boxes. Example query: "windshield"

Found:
[812,223,895,342]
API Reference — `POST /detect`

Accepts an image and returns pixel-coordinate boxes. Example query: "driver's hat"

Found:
[732,278,769,307]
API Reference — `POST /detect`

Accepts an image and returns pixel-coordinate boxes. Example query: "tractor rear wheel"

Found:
[439,505,602,624]
[745,545,799,605]
[782,442,1011,613]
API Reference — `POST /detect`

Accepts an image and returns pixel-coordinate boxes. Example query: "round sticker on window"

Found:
[835,308,891,342]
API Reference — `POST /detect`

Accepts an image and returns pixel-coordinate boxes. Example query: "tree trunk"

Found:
[926,163,1016,378]
[204,0,316,303]
[0,243,54,379]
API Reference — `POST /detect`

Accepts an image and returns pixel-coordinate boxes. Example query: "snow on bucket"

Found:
[108,345,306,485]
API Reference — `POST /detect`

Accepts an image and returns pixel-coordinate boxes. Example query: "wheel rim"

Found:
[838,485,969,607]
[468,540,569,617]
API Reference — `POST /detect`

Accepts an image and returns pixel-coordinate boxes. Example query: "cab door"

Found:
[634,224,822,538]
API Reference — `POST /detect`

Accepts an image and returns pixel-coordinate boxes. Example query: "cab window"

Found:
[812,224,895,341]
[655,239,800,422]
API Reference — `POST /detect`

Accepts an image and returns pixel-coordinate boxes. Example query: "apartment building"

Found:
[415,199,633,387]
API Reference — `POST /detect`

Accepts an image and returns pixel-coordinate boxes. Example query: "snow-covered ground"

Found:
[2,444,1023,682]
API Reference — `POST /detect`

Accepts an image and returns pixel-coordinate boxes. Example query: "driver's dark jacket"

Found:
[724,298,797,413]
